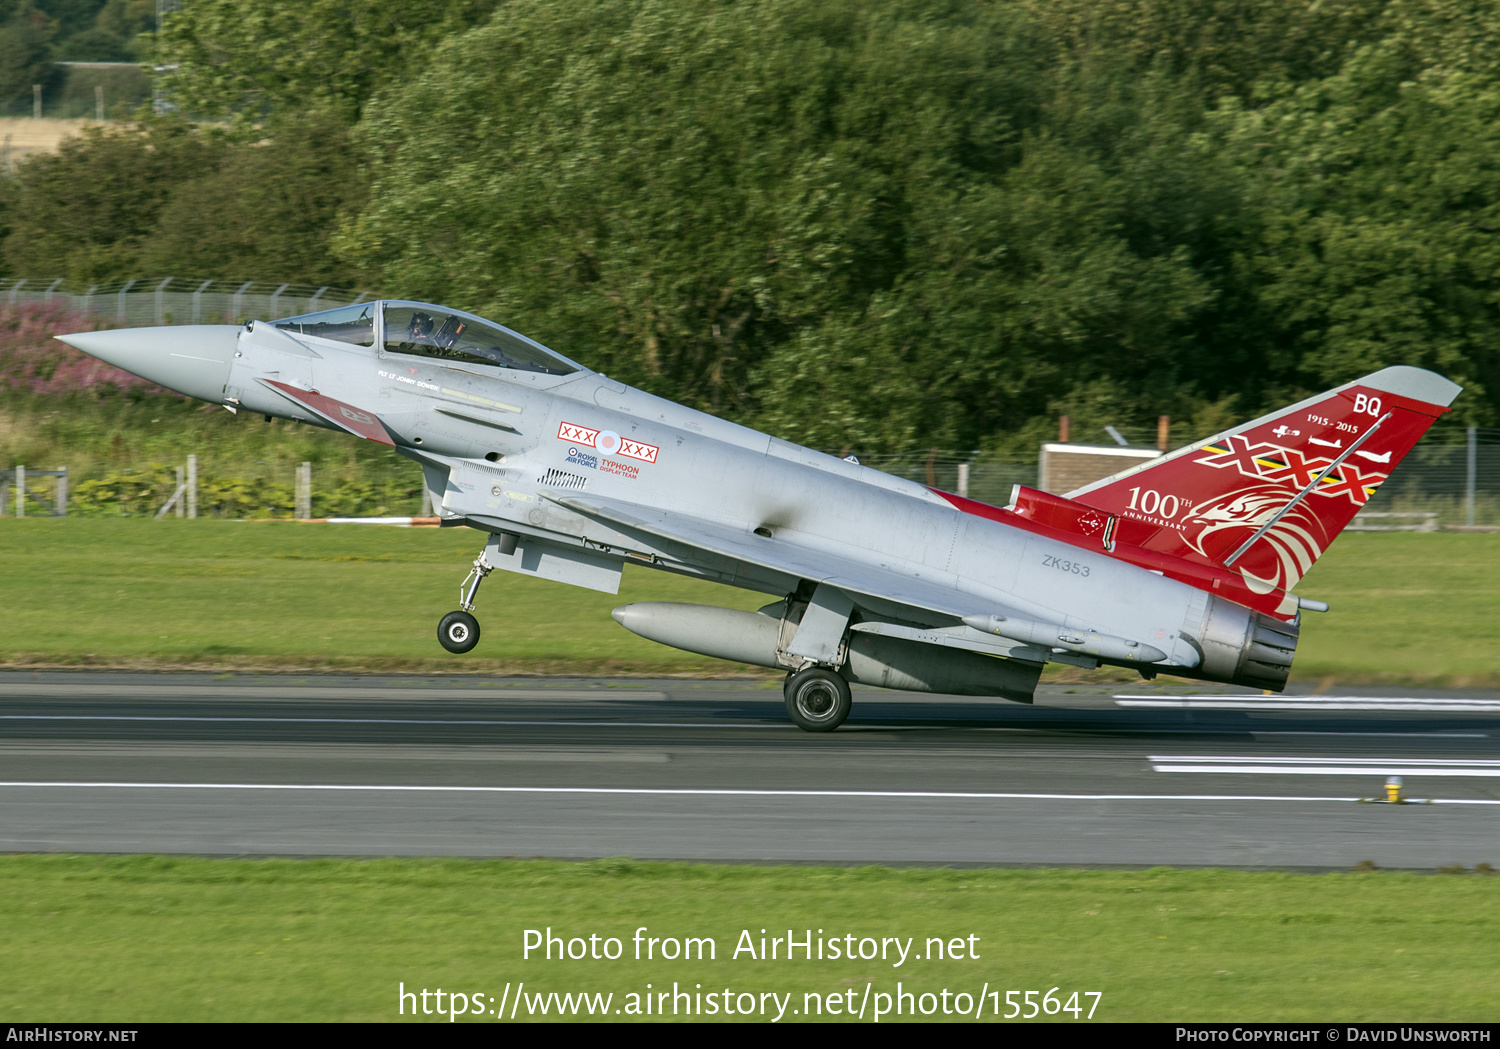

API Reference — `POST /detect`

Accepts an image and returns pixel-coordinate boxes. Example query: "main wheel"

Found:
[783,667,852,732]
[437,610,480,653]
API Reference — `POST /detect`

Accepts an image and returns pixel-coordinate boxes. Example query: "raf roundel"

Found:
[596,430,621,456]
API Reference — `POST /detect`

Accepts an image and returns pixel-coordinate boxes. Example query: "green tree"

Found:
[1213,3,1500,423]
[39,0,144,61]
[155,0,500,123]
[138,112,366,286]
[344,0,1245,449]
[60,0,150,60]
[0,1,55,105]
[1,121,223,283]
[1021,0,1388,105]
[11,0,1493,446]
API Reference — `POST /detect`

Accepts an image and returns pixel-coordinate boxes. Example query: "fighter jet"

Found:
[57,300,1461,730]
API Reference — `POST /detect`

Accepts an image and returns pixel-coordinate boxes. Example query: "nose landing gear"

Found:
[436,549,494,654]
[438,609,480,653]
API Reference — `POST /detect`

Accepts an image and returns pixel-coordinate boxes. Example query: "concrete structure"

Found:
[1037,442,1160,495]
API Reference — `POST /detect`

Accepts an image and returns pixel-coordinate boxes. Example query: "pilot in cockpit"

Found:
[408,311,468,350]
[407,311,436,344]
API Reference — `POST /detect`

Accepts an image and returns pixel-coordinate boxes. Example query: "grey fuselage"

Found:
[216,317,1211,677]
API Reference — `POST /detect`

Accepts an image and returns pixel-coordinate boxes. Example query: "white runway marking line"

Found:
[1252,732,1486,738]
[2,781,1499,805]
[0,781,1366,802]
[0,685,671,703]
[2,786,1500,810]
[0,715,1027,733]
[1117,694,1500,712]
[0,715,798,730]
[1152,755,1500,777]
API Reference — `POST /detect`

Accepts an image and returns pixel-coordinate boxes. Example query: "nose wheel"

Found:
[438,610,480,653]
[436,549,494,654]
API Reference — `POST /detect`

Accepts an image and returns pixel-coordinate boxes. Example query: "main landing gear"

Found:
[783,666,852,732]
[437,550,494,654]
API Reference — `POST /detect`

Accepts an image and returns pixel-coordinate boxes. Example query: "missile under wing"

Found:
[56,300,1462,730]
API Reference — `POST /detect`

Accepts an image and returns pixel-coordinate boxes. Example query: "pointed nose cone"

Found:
[55,325,241,403]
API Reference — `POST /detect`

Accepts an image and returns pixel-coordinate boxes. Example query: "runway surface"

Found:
[1,671,1497,868]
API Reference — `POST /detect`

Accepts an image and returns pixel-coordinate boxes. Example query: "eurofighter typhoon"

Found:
[58,301,1461,730]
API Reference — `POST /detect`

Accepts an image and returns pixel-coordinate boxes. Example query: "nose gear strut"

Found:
[459,551,494,613]
[437,550,494,654]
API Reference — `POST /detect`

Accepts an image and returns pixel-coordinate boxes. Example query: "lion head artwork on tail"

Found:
[1178,485,1328,594]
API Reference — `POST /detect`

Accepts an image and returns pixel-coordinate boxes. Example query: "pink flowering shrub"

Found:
[0,302,168,396]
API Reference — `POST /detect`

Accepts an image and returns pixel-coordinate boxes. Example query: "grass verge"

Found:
[0,520,1496,684]
[0,517,772,676]
[3,856,1498,1022]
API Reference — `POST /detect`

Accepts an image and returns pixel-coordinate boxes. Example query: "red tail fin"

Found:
[1069,367,1460,596]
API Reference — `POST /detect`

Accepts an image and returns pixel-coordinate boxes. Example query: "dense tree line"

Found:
[0,1,152,104]
[1,0,1496,453]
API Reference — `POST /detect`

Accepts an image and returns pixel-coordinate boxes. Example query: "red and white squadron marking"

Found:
[558,421,600,446]
[617,437,659,464]
[1194,435,1387,506]
[557,421,660,468]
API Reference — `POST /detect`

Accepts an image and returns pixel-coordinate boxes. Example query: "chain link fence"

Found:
[1371,429,1500,527]
[4,276,1496,525]
[852,430,1500,529]
[853,452,1036,507]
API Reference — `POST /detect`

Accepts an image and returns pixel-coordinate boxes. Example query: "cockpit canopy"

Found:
[272,300,581,376]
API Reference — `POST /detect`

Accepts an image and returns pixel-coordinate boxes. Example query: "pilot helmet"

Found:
[407,312,435,340]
